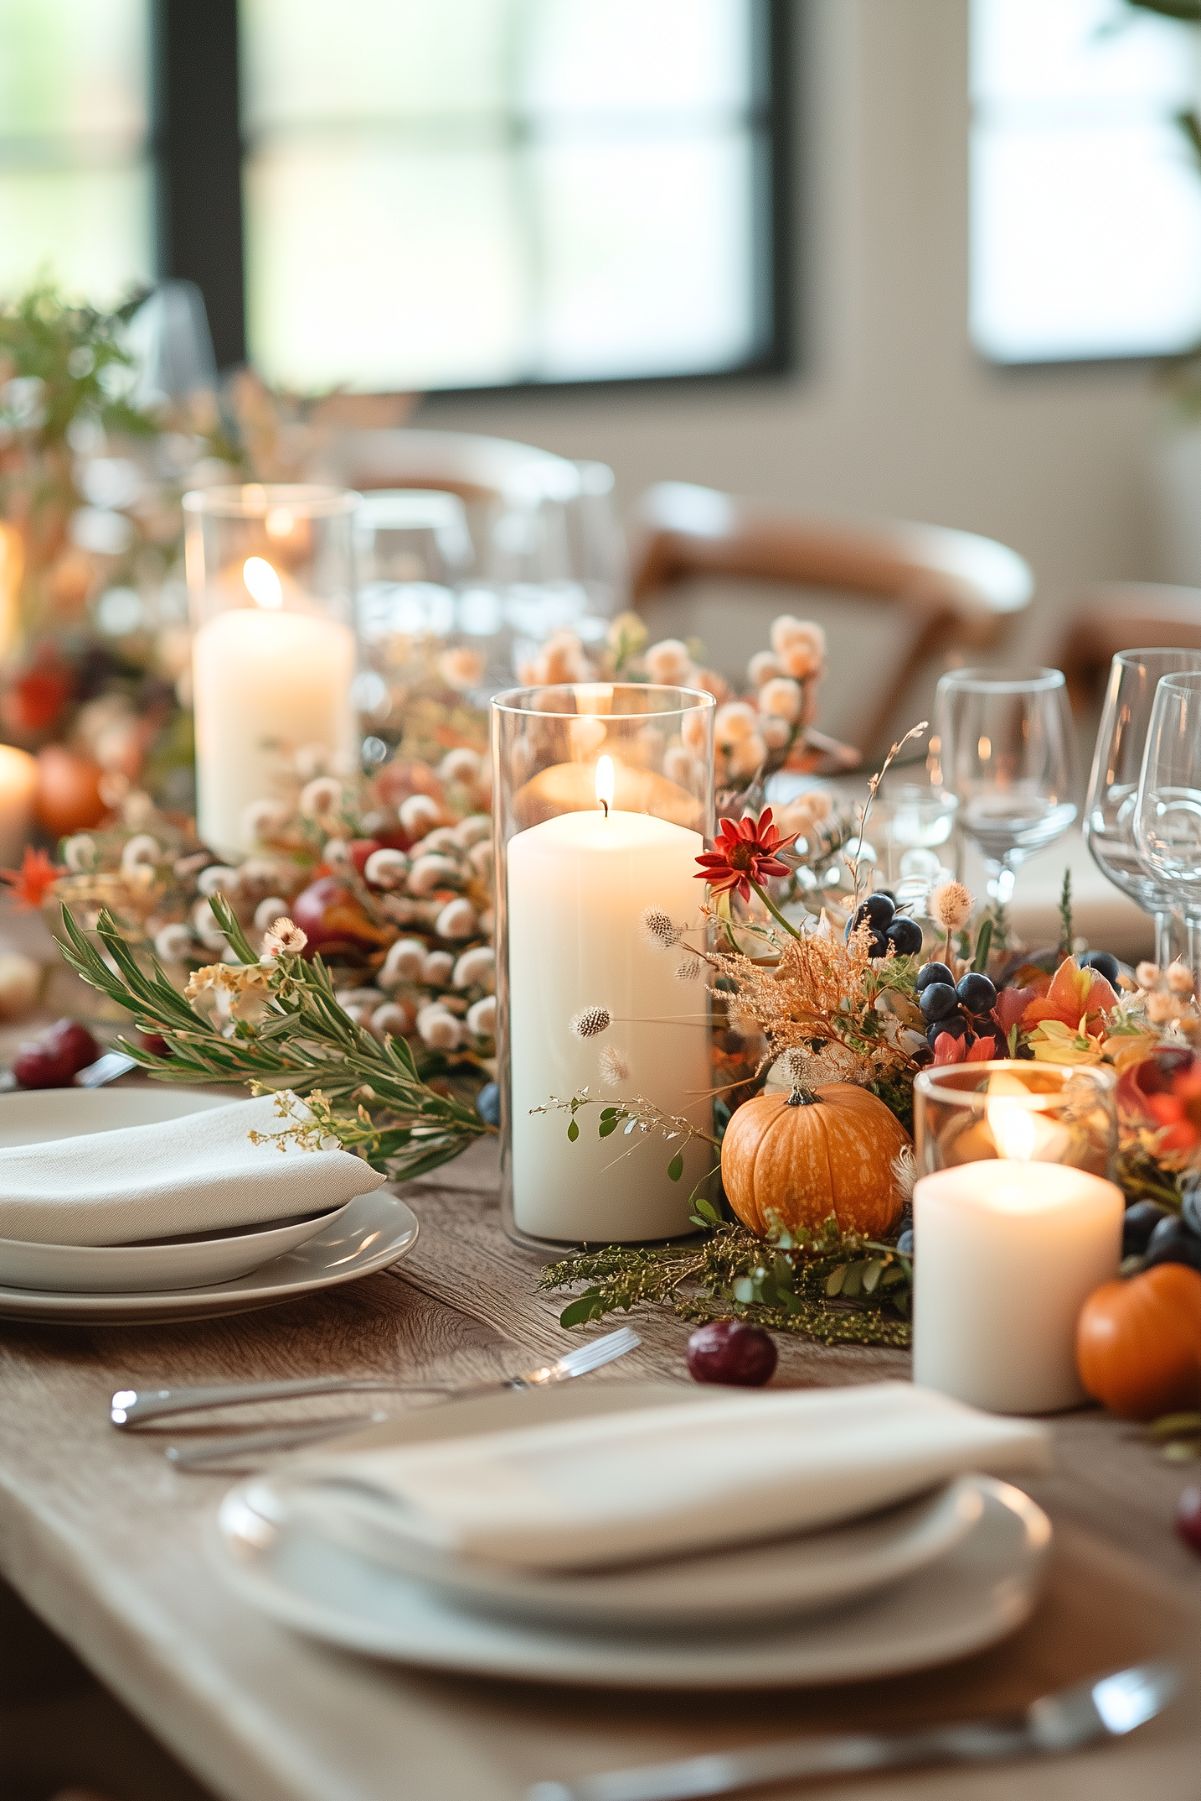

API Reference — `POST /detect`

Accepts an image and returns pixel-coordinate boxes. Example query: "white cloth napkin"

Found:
[0,1093,387,1246]
[296,1381,1051,1572]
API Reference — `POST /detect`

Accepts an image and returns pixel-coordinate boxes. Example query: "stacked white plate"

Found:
[0,1090,419,1324]
[211,1384,1053,1690]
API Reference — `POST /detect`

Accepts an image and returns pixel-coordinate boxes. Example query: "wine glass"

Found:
[933,667,1077,906]
[1134,672,1201,980]
[1085,648,1201,966]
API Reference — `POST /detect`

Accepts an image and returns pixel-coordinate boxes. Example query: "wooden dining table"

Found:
[1,1125,1200,1801]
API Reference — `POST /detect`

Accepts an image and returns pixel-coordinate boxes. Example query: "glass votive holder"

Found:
[183,484,359,858]
[491,683,715,1249]
[911,1061,1123,1414]
[914,1060,1117,1178]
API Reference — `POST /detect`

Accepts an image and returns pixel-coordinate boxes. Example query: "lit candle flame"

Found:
[595,755,614,817]
[265,506,295,540]
[987,1097,1038,1161]
[242,556,283,610]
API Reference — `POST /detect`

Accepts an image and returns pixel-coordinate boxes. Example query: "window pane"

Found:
[0,0,148,144]
[521,0,753,119]
[0,165,152,298]
[532,133,758,379]
[972,119,1201,362]
[245,142,526,389]
[971,0,1195,108]
[241,0,512,130]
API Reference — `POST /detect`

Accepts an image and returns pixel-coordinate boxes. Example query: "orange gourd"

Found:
[1076,1263,1201,1421]
[720,1083,909,1239]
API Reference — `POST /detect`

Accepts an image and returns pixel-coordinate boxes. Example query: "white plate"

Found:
[212,1385,1052,1689]
[261,1420,981,1629]
[0,1085,230,1147]
[0,1187,419,1323]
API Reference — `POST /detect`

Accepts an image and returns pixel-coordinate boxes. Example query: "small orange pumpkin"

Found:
[720,1082,909,1239]
[1076,1262,1201,1421]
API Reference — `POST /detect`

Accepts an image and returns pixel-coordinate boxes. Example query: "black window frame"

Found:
[150,0,795,393]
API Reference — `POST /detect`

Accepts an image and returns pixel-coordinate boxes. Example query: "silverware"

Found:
[113,1323,641,1430]
[167,1410,397,1468]
[0,1049,138,1095]
[527,1662,1179,1801]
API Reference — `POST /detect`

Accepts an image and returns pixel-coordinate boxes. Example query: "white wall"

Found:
[421,0,1170,662]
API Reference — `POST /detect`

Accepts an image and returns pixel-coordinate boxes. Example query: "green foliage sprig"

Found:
[541,1206,912,1348]
[58,897,490,1182]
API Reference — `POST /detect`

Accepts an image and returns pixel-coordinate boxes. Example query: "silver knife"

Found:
[527,1662,1179,1801]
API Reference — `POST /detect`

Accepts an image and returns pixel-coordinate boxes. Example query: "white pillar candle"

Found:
[192,557,356,858]
[0,744,38,866]
[506,758,710,1242]
[913,1160,1123,1413]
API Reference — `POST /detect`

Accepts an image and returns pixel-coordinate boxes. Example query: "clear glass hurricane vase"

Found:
[491,683,715,1250]
[1134,671,1201,983]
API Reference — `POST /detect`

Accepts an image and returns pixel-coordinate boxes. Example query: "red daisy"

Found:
[0,846,63,910]
[695,807,798,903]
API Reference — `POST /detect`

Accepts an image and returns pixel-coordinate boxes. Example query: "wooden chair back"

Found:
[629,482,1033,762]
[1056,583,1201,712]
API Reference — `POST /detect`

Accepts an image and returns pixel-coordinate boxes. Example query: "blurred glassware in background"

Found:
[1134,670,1201,981]
[933,666,1077,906]
[1085,647,1201,967]
[125,280,218,413]
[862,779,958,893]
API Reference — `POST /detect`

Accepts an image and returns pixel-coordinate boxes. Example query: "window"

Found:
[0,0,789,394]
[970,0,1201,364]
[0,0,153,297]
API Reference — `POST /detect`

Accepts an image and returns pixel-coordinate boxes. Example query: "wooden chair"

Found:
[323,427,585,507]
[1057,582,1201,712]
[629,482,1034,762]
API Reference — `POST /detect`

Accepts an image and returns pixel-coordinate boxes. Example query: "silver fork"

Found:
[113,1322,640,1428]
[527,1662,1179,1801]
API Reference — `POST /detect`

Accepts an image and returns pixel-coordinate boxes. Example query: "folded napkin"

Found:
[0,1093,386,1246]
[297,1382,1051,1572]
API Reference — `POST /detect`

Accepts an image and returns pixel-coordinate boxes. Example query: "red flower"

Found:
[0,846,62,910]
[932,1031,998,1066]
[695,807,798,902]
[1117,1045,1195,1127]
[1145,1059,1201,1157]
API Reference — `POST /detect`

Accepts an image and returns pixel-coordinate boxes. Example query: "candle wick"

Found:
[599,799,609,818]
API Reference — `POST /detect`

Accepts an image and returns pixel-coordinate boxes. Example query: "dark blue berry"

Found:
[865,932,890,959]
[896,1228,914,1255]
[956,972,997,1016]
[1122,1201,1171,1259]
[846,892,895,939]
[1144,1215,1201,1273]
[885,916,923,956]
[1079,951,1120,985]
[916,961,955,993]
[927,1015,968,1048]
[919,981,960,1022]
[476,1081,501,1127]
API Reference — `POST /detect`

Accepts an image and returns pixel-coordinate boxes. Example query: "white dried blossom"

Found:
[399,793,442,838]
[478,906,495,937]
[467,840,493,879]
[455,813,491,849]
[769,615,826,679]
[758,676,804,722]
[422,949,455,986]
[379,938,427,987]
[407,853,458,896]
[238,858,286,895]
[439,747,481,787]
[760,716,793,751]
[416,1003,462,1051]
[725,732,768,779]
[253,896,290,932]
[1136,961,1161,989]
[641,906,680,949]
[571,1005,611,1039]
[299,775,344,820]
[261,916,308,959]
[436,896,478,940]
[363,847,409,890]
[466,994,497,1038]
[62,833,97,873]
[674,955,702,982]
[121,790,156,830]
[928,880,974,933]
[335,985,383,1010]
[453,945,495,989]
[437,645,485,692]
[371,1000,414,1040]
[191,898,228,950]
[197,864,238,899]
[1147,990,1176,1025]
[153,922,194,963]
[120,833,160,872]
[714,700,758,743]
[1166,963,1195,996]
[599,1044,630,1086]
[644,637,694,684]
[416,826,460,855]
[323,837,352,866]
[747,650,781,686]
[242,798,287,842]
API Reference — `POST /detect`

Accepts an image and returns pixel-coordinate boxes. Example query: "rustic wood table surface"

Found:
[1,1132,1199,1801]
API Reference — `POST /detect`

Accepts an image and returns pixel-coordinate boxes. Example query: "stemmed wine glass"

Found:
[1134,672,1201,980]
[1085,649,1201,967]
[933,667,1077,906]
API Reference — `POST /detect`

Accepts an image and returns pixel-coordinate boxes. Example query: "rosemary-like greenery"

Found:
[58,898,490,1182]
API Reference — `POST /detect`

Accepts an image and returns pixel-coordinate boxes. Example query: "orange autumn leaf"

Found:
[0,845,62,910]
[1021,957,1118,1031]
